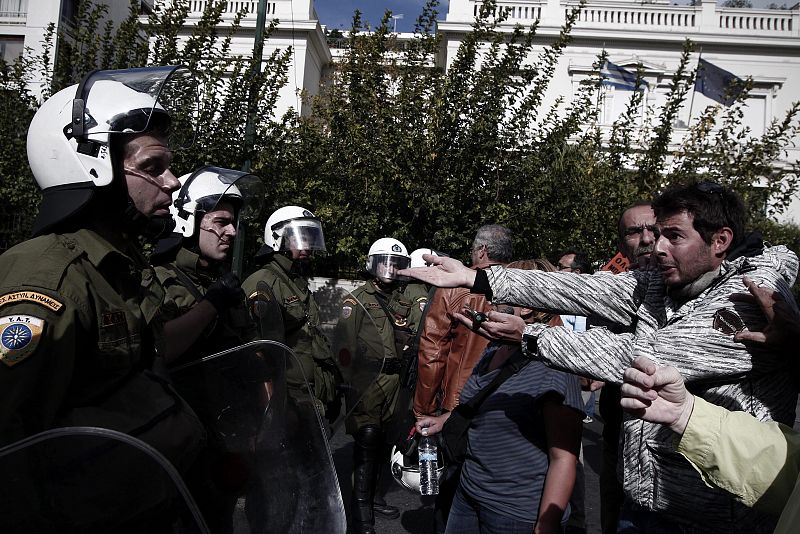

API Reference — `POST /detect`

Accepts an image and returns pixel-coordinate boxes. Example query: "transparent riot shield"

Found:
[0,426,209,534]
[330,288,390,434]
[170,340,346,534]
[251,280,285,343]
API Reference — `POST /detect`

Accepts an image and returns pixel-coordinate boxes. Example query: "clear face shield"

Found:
[72,65,198,151]
[367,254,411,282]
[172,166,265,238]
[278,218,327,255]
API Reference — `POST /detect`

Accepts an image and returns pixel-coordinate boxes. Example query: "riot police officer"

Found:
[153,166,264,365]
[0,67,205,530]
[242,206,340,416]
[150,166,266,532]
[335,238,427,534]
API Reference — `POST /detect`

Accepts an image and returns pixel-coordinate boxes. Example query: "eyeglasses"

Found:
[695,181,723,195]
[557,263,574,271]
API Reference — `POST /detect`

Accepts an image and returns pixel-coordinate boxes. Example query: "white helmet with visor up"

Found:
[390,444,445,494]
[171,166,265,238]
[264,205,326,254]
[26,66,197,236]
[366,238,410,281]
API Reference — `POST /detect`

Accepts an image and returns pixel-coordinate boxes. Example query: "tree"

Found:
[722,0,753,8]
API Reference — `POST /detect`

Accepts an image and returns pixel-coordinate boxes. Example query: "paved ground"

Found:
[330,403,605,534]
[331,393,800,534]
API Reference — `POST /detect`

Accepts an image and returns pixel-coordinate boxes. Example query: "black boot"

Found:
[372,495,400,519]
[352,425,381,534]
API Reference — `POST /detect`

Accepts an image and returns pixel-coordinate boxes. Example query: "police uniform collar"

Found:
[175,247,221,282]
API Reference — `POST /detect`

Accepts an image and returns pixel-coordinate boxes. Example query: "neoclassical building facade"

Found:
[3,0,798,220]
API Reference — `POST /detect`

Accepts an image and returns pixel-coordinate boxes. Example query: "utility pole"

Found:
[233,0,269,277]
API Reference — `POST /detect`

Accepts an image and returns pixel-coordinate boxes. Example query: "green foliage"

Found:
[0,52,40,249]
[2,0,799,280]
[722,0,753,8]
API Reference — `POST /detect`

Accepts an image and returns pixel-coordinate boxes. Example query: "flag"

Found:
[601,61,648,91]
[694,58,743,106]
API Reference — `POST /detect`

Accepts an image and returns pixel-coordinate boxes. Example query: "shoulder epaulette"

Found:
[1,235,83,291]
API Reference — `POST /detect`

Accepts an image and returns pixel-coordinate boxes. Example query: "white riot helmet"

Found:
[409,248,451,268]
[264,205,326,254]
[171,166,265,238]
[366,238,410,281]
[390,445,446,493]
[26,66,197,236]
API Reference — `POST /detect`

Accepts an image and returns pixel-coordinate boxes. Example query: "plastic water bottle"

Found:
[418,434,439,495]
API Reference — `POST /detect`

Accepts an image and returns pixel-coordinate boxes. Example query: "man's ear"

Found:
[713,227,734,257]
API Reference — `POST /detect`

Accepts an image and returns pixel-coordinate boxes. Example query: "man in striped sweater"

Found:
[399,182,799,534]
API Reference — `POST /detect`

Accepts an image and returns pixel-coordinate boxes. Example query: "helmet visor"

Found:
[177,165,266,220]
[74,65,198,150]
[279,218,326,253]
[367,254,411,281]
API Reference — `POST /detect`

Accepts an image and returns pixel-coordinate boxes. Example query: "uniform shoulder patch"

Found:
[341,305,353,319]
[0,291,64,312]
[343,298,358,306]
[0,315,45,367]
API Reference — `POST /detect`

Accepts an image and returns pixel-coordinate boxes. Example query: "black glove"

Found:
[204,272,245,312]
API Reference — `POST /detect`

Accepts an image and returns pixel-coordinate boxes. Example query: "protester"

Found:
[620,278,800,534]
[597,200,657,534]
[399,182,799,533]
[414,224,512,533]
[416,258,583,534]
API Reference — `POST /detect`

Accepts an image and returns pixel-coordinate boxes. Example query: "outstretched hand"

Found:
[397,255,477,288]
[730,276,800,348]
[620,356,694,435]
[454,310,527,343]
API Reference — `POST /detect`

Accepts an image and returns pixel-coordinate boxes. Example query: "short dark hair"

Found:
[652,182,746,250]
[560,250,592,274]
[473,224,513,263]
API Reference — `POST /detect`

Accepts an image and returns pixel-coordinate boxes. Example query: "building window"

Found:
[0,0,28,16]
[0,36,24,62]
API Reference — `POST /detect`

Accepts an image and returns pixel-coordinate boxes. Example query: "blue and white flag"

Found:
[694,58,743,106]
[601,61,647,91]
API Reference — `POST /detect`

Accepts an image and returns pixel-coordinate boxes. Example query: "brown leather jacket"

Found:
[413,263,502,417]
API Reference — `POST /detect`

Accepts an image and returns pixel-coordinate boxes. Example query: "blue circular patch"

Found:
[2,324,32,350]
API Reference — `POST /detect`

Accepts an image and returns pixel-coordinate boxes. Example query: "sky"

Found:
[313,0,781,33]
[313,0,450,33]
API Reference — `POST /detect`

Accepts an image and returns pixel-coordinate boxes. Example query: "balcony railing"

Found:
[458,0,799,37]
[0,10,26,25]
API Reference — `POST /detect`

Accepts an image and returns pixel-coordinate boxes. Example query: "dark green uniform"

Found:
[155,247,257,362]
[337,280,427,434]
[0,229,206,528]
[242,253,338,410]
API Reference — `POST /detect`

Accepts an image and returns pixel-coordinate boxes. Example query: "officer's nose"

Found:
[161,169,180,194]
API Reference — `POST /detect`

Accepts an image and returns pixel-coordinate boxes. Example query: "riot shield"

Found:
[251,280,285,343]
[330,288,389,434]
[170,340,346,534]
[0,426,209,534]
